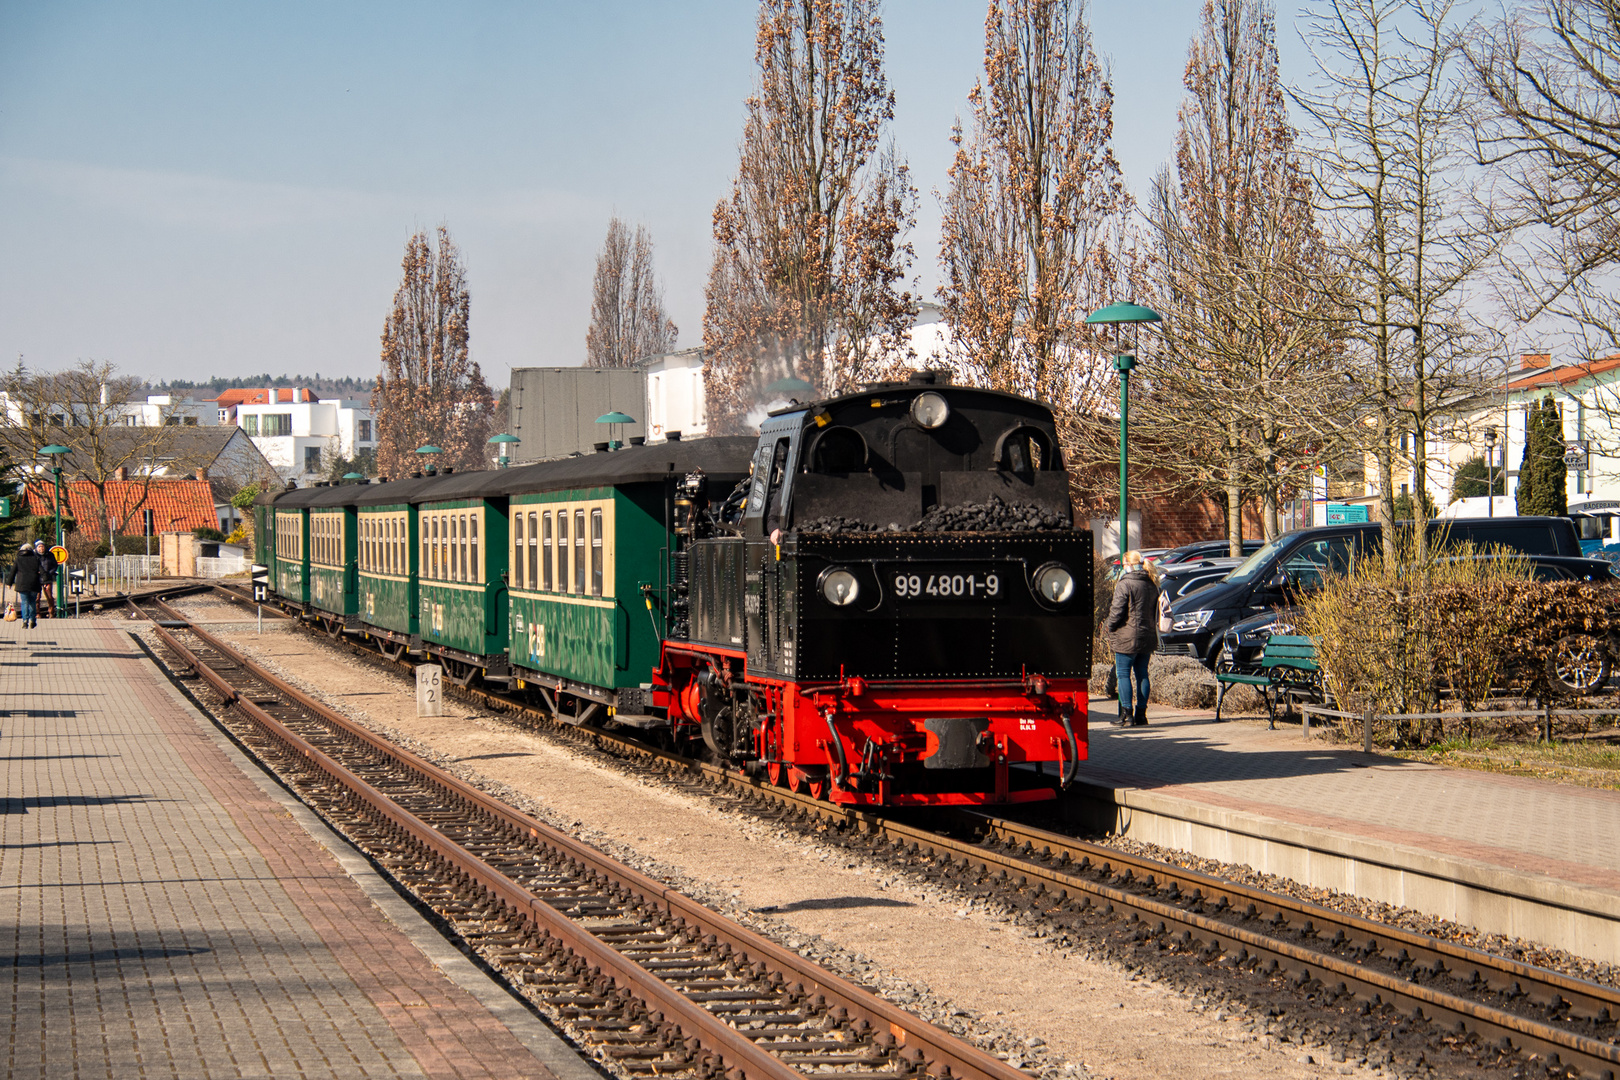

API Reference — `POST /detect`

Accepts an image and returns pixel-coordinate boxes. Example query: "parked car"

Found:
[1158,558,1241,603]
[1155,539,1265,567]
[1159,516,1585,667]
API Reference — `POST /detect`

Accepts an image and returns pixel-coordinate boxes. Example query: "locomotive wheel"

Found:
[790,766,830,801]
[767,761,787,787]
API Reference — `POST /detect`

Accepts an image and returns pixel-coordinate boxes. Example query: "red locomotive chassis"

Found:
[653,531,1094,807]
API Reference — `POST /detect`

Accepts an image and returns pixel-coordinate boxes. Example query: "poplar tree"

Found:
[937,0,1129,408]
[372,226,493,479]
[586,218,678,368]
[703,0,919,434]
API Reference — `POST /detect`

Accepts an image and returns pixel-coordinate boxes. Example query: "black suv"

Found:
[1158,517,1584,667]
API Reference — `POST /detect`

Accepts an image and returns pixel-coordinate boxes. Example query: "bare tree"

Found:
[703,0,919,434]
[1471,0,1620,358]
[0,359,184,542]
[372,226,493,479]
[586,218,678,368]
[1123,0,1346,549]
[1294,0,1498,561]
[937,0,1131,414]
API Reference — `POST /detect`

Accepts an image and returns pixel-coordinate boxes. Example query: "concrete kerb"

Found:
[129,628,607,1080]
[1066,777,1620,965]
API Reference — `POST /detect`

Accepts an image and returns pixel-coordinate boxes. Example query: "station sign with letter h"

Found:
[68,568,85,596]
[251,563,270,603]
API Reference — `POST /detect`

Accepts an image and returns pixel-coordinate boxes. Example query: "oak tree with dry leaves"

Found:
[372,226,493,479]
[703,0,919,434]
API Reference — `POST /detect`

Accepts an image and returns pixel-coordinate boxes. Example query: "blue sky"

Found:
[0,1,1314,387]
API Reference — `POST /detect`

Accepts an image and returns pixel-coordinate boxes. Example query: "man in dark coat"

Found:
[7,543,43,629]
[1105,550,1159,727]
[34,539,56,618]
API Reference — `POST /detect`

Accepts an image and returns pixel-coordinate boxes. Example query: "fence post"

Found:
[1363,706,1375,754]
[1542,701,1553,743]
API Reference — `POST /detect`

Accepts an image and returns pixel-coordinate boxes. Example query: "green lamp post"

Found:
[414,445,442,474]
[39,444,70,613]
[488,432,520,468]
[595,412,635,450]
[1084,302,1163,558]
[341,472,365,483]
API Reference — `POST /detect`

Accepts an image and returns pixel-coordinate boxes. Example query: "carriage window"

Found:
[543,512,554,591]
[591,509,603,597]
[574,510,586,593]
[513,514,524,588]
[470,515,478,580]
[556,511,569,593]
[528,512,538,591]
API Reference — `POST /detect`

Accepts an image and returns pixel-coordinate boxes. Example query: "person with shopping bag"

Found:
[5,543,43,629]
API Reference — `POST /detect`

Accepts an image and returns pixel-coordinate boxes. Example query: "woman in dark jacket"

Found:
[7,543,43,629]
[1105,550,1159,727]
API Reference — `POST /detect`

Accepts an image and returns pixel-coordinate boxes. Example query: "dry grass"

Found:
[1392,735,1620,791]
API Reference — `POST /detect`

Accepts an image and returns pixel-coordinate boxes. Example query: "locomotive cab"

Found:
[668,373,1093,807]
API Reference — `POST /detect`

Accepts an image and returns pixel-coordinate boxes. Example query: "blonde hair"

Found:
[1122,549,1144,566]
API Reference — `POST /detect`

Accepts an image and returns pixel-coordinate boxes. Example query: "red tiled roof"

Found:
[1508,354,1620,391]
[23,477,219,540]
[210,387,316,407]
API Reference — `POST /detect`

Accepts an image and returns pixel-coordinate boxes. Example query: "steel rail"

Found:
[204,582,1620,1076]
[139,595,1033,1080]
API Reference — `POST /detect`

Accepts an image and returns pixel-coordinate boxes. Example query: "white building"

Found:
[121,394,217,427]
[641,349,708,441]
[235,389,375,483]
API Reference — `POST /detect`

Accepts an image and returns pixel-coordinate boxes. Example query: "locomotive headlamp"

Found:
[819,568,861,606]
[910,392,950,429]
[1032,563,1076,605]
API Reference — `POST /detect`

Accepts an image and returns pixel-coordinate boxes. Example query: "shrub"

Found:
[1299,534,1618,744]
[192,526,228,543]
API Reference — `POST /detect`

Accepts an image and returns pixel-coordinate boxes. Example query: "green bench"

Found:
[1214,634,1323,727]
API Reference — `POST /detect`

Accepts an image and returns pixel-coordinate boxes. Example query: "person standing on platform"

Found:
[7,543,43,629]
[34,539,56,619]
[1105,549,1159,728]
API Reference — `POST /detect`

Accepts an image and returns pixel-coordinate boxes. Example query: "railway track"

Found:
[129,592,1034,1080]
[198,584,1620,1077]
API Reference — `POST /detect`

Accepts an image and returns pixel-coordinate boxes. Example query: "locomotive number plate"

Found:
[887,566,1006,602]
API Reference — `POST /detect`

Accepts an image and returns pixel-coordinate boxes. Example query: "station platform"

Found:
[1073,702,1620,964]
[1,618,597,1080]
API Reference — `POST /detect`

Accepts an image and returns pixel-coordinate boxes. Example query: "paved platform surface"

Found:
[1080,703,1620,895]
[1,618,591,1080]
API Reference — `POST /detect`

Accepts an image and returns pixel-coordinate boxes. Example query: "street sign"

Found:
[49,546,67,564]
[1564,440,1590,470]
[251,563,270,603]
[68,568,85,596]
[0,497,9,517]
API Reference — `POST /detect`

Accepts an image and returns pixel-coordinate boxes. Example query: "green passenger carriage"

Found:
[306,486,360,634]
[271,492,312,607]
[412,473,510,687]
[353,479,425,661]
[497,439,755,718]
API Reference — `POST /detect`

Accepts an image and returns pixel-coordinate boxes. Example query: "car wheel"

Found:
[1547,634,1611,695]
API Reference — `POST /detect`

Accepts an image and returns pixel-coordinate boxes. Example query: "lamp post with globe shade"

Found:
[39,445,70,614]
[1083,303,1163,558]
